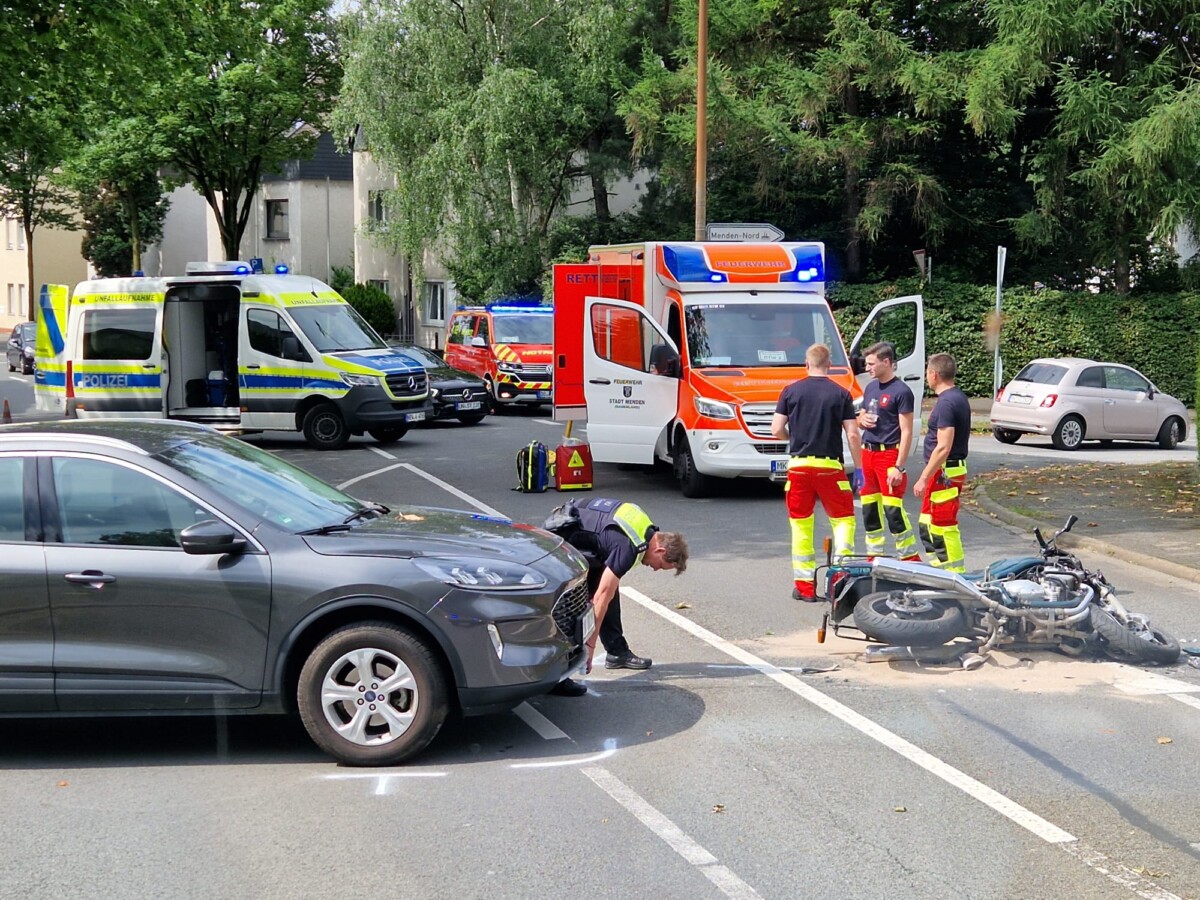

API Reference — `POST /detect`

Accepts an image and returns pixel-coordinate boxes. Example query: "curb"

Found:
[967,485,1200,585]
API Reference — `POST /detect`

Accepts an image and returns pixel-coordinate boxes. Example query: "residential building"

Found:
[0,216,88,332]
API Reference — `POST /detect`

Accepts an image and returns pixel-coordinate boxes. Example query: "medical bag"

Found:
[516,440,551,492]
[554,440,593,491]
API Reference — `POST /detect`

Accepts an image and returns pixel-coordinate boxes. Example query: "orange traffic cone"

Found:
[1,399,10,425]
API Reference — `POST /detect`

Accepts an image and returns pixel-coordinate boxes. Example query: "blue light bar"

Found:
[275,264,289,274]
[235,264,251,275]
[490,305,552,313]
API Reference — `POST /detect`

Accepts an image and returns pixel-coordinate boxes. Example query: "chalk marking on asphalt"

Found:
[1061,842,1182,900]
[1169,693,1200,712]
[620,585,1076,844]
[514,702,569,739]
[322,771,448,796]
[337,460,508,518]
[510,739,617,769]
[583,766,763,900]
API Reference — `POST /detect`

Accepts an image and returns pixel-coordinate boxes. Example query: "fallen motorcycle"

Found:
[816,516,1181,669]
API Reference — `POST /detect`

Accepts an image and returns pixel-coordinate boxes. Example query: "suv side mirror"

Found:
[469,336,486,348]
[180,519,247,555]
[850,350,865,375]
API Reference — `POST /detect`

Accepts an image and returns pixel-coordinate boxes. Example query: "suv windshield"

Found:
[157,434,362,531]
[685,302,847,368]
[1013,362,1067,385]
[289,304,387,353]
[491,313,552,345]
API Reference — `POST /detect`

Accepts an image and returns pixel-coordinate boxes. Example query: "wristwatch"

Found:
[894,466,906,474]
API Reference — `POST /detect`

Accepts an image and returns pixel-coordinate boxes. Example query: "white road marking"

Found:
[621,586,1076,844]
[369,446,396,460]
[514,701,569,739]
[336,459,508,518]
[1109,666,1200,696]
[1061,842,1183,900]
[321,771,448,796]
[511,739,618,769]
[583,766,763,900]
[534,419,575,428]
[1169,693,1200,712]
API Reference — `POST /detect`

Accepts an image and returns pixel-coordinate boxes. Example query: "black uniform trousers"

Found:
[587,562,631,657]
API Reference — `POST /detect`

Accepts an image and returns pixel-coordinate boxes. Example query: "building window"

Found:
[423,282,446,325]
[266,200,289,239]
[367,191,388,229]
[15,222,24,250]
[17,284,26,316]
[6,284,14,315]
[5,219,12,250]
[368,279,390,296]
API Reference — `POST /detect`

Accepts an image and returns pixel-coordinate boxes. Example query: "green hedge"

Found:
[831,279,1200,406]
[339,283,397,338]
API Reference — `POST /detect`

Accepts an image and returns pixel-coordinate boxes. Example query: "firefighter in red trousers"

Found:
[913,353,972,573]
[771,343,864,601]
[856,341,921,561]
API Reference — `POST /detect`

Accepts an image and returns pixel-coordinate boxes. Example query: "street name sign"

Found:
[705,222,785,242]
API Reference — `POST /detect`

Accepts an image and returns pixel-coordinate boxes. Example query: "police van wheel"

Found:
[303,403,351,451]
[674,436,713,498]
[368,426,409,445]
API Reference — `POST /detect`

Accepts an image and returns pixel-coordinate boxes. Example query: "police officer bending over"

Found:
[547,498,689,697]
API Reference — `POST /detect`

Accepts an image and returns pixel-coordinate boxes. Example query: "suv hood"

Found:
[304,505,562,565]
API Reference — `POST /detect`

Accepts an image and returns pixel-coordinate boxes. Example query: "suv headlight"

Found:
[430,387,441,398]
[414,557,547,591]
[694,396,736,420]
[341,372,380,387]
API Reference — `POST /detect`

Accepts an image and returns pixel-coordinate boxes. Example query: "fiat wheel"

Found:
[298,622,449,766]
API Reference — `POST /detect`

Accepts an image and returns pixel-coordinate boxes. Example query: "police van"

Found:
[34,261,432,450]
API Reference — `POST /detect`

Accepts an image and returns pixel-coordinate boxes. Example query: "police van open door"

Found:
[162,282,241,424]
[583,297,679,464]
[848,294,925,431]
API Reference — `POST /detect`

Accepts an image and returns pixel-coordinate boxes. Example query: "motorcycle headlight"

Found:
[694,396,736,420]
[341,372,380,387]
[414,557,547,591]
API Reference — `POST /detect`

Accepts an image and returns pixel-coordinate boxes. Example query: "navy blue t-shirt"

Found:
[861,377,915,446]
[569,524,659,577]
[774,376,856,461]
[923,386,971,461]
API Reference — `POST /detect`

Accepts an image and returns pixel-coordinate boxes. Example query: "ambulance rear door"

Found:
[848,294,925,431]
[34,284,70,414]
[583,297,679,464]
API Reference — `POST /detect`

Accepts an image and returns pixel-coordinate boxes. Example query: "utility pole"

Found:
[693,0,708,241]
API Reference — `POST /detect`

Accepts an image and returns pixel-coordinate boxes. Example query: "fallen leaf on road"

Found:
[646,730,653,737]
[675,602,691,610]
[1157,736,1173,745]
[894,806,907,813]
[57,781,68,788]
[1087,522,1098,527]
[1133,866,1166,878]
[712,804,725,814]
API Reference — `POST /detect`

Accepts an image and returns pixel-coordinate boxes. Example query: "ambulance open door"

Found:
[583,297,679,465]
[848,294,925,433]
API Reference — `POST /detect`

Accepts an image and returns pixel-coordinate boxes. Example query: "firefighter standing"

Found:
[912,353,972,573]
[548,498,689,697]
[856,341,920,561]
[771,343,864,601]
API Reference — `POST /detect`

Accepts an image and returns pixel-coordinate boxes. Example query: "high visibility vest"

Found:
[574,498,654,567]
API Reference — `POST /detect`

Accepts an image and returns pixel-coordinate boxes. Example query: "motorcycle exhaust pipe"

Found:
[870,557,989,602]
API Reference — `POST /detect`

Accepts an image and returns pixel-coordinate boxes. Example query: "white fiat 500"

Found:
[990,358,1189,450]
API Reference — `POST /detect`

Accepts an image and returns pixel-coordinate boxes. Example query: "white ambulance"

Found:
[34,261,432,450]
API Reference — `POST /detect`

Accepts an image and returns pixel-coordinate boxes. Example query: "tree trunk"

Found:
[24,225,35,322]
[1112,214,1130,295]
[126,193,142,274]
[587,133,611,225]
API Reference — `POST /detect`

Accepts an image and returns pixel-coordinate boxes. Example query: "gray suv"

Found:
[0,420,592,765]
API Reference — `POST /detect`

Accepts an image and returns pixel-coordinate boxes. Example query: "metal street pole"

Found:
[693,0,708,241]
[994,245,1007,396]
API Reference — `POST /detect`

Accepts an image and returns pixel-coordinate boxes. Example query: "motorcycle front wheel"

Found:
[1090,607,1180,665]
[853,591,966,646]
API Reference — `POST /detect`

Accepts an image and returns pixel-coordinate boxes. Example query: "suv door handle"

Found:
[588,378,611,385]
[65,570,116,588]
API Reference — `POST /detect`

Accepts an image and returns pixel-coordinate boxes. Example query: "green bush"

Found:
[339,283,398,338]
[832,280,1200,405]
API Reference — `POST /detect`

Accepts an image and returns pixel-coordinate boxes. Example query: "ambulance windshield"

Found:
[684,302,847,369]
[491,313,553,345]
[290,304,388,353]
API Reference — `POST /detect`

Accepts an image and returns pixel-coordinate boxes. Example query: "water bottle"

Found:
[866,397,879,427]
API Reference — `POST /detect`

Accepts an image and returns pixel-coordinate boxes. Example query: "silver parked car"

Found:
[990,358,1189,450]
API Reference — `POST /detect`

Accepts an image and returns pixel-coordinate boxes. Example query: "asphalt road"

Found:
[3,374,1200,899]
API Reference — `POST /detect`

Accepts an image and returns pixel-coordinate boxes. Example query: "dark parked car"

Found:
[6,321,35,374]
[391,344,491,425]
[0,420,592,765]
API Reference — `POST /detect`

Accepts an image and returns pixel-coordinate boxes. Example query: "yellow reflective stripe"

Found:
[74,363,157,373]
[787,456,844,470]
[276,292,342,306]
[930,486,959,504]
[944,463,967,478]
[76,291,164,304]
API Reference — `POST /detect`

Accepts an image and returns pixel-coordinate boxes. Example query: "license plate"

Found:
[456,401,482,411]
[770,459,789,475]
[537,390,552,400]
[581,607,596,643]
[404,411,426,423]
[1009,395,1032,405]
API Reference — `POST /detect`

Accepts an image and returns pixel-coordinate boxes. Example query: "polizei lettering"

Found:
[79,373,131,388]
